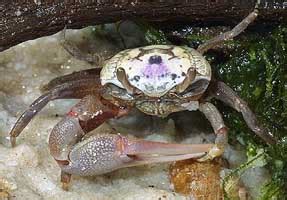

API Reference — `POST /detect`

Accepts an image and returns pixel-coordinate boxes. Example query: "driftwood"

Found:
[0,0,286,52]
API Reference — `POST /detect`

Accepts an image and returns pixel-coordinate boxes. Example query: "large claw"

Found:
[58,134,212,176]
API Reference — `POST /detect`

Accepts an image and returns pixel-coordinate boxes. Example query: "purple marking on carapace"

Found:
[141,63,170,79]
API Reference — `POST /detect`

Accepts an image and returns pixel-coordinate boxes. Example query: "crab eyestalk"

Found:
[176,68,196,93]
[116,68,138,94]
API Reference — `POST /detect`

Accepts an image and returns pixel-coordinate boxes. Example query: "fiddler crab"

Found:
[9,6,276,190]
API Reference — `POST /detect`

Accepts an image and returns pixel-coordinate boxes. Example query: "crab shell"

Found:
[100,45,211,98]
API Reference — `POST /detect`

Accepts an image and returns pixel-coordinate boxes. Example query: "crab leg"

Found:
[9,69,103,147]
[208,81,276,144]
[197,102,228,161]
[41,68,101,91]
[48,94,128,190]
[197,7,258,54]
[49,95,128,160]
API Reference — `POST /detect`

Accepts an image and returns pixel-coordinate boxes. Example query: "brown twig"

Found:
[0,0,286,52]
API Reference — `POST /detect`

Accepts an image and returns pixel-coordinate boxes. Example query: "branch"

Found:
[0,0,286,52]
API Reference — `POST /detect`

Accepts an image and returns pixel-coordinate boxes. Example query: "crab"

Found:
[9,6,276,190]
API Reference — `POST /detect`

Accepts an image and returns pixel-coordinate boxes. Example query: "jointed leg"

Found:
[9,72,103,147]
[198,102,228,161]
[49,95,126,160]
[49,95,129,189]
[197,7,258,54]
[209,81,276,144]
[41,68,101,92]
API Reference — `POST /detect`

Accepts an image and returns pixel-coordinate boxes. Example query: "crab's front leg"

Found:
[197,102,228,161]
[49,94,128,190]
[52,95,211,190]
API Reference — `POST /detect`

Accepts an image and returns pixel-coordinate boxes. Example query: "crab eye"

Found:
[175,68,196,93]
[116,68,137,94]
[180,79,210,97]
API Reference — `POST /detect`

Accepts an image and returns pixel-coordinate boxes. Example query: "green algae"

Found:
[222,150,267,200]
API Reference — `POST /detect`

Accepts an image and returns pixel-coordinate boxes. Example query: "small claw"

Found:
[61,134,213,176]
[197,144,224,162]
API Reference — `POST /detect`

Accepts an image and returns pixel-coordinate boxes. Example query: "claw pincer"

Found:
[57,134,211,176]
